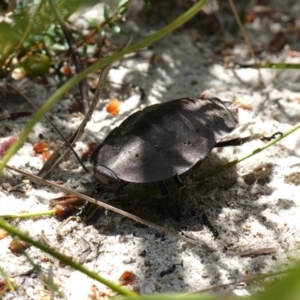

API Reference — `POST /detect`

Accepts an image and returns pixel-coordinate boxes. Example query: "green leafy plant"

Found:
[0,0,85,67]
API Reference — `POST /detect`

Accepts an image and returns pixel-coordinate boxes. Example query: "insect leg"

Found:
[214,137,252,147]
[173,175,185,190]
[158,181,170,195]
[215,131,282,148]
[201,212,219,238]
[115,182,129,195]
[260,131,283,141]
[181,189,219,238]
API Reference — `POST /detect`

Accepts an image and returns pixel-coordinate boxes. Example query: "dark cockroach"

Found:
[90,96,236,192]
[90,95,281,193]
[29,63,279,194]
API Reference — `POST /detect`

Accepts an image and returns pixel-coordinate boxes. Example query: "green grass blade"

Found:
[0,217,138,297]
[257,262,300,300]
[0,0,209,174]
[196,122,300,180]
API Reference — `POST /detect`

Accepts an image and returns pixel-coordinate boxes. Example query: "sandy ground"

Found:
[0,0,300,299]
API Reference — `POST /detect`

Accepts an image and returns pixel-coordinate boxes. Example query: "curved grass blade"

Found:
[0,0,209,173]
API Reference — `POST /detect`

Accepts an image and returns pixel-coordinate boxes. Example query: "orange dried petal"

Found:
[42,151,51,162]
[106,99,121,115]
[33,140,49,154]
[0,229,9,240]
[119,271,138,286]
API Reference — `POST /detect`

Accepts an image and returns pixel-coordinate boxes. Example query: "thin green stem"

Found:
[239,63,300,69]
[0,265,14,292]
[196,122,300,180]
[255,63,300,69]
[0,210,55,219]
[0,0,209,173]
[0,218,138,297]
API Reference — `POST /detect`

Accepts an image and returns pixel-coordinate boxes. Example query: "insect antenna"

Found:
[215,132,282,148]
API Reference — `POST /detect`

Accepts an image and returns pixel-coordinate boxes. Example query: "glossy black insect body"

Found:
[90,96,238,191]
